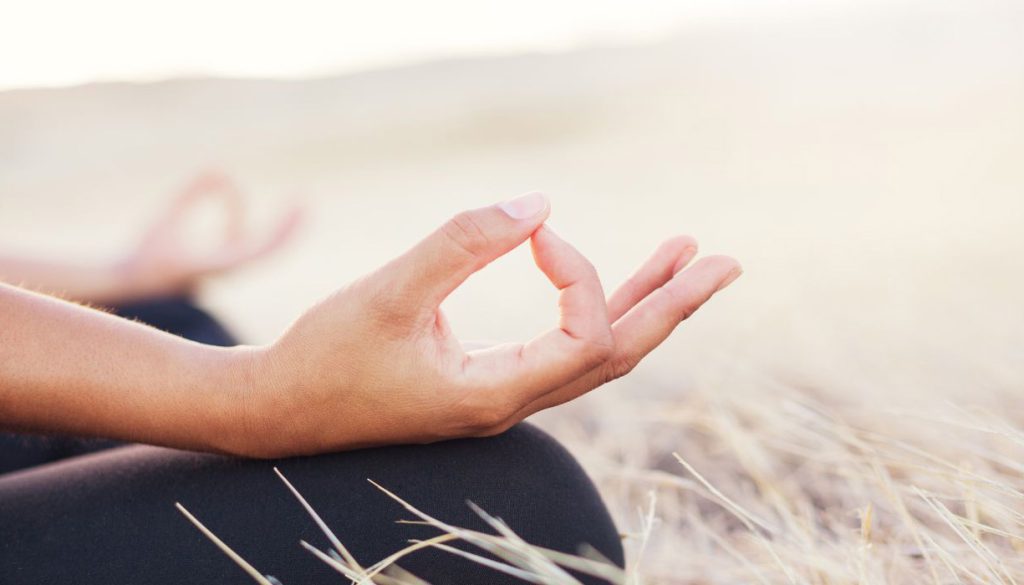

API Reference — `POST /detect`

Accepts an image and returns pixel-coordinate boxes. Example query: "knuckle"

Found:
[661,285,697,322]
[470,422,508,438]
[577,333,615,368]
[580,257,601,280]
[449,387,515,435]
[605,352,639,382]
[465,404,511,433]
[478,419,517,437]
[442,211,490,259]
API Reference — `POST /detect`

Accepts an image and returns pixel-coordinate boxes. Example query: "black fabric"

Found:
[0,297,624,584]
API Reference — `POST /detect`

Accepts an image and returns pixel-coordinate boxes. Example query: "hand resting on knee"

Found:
[0,191,741,458]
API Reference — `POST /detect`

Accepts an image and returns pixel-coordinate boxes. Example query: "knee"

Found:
[233,423,624,582]
[415,422,625,570]
[288,421,625,576]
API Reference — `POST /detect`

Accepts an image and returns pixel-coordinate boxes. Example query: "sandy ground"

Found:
[2,0,1023,581]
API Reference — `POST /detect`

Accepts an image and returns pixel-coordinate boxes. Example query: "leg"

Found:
[0,295,237,474]
[0,423,623,584]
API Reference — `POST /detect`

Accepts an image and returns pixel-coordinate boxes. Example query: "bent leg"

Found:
[0,423,623,584]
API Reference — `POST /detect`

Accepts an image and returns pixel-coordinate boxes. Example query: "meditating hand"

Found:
[114,170,303,300]
[235,192,741,457]
[0,170,302,304]
[0,191,739,458]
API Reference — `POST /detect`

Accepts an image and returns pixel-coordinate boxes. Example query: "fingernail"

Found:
[716,266,743,292]
[499,192,548,219]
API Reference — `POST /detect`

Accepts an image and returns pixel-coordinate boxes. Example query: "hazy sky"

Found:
[2,0,887,91]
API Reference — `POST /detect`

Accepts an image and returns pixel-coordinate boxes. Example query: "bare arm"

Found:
[0,282,250,453]
[0,193,741,458]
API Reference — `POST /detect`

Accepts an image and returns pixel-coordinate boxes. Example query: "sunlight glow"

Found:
[1,0,876,91]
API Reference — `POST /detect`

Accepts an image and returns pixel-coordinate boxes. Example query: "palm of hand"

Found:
[245,194,740,457]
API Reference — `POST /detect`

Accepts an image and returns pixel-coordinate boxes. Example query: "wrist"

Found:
[194,344,267,457]
[206,343,299,458]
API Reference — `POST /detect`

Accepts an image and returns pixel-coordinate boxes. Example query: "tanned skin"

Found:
[0,181,741,458]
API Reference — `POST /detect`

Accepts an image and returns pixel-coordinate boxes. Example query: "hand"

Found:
[239,193,740,458]
[114,171,302,300]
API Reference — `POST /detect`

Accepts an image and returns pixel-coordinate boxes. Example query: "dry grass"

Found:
[9,2,1022,583]
[554,383,1024,585]
[179,381,1024,584]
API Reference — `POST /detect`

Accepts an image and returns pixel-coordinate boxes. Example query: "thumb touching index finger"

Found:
[381,192,550,312]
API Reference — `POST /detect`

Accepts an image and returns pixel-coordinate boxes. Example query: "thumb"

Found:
[384,192,550,311]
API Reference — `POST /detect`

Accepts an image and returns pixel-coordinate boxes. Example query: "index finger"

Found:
[512,254,742,419]
[462,225,613,408]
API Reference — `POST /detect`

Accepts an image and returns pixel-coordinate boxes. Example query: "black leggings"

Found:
[0,298,623,584]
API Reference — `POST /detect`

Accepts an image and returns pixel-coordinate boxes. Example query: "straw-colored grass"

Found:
[179,381,1024,584]
[554,382,1024,585]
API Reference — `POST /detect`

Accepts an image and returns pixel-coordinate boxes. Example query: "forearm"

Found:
[0,283,251,454]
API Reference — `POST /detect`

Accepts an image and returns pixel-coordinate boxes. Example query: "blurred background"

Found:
[4,0,1021,395]
[2,0,1024,569]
